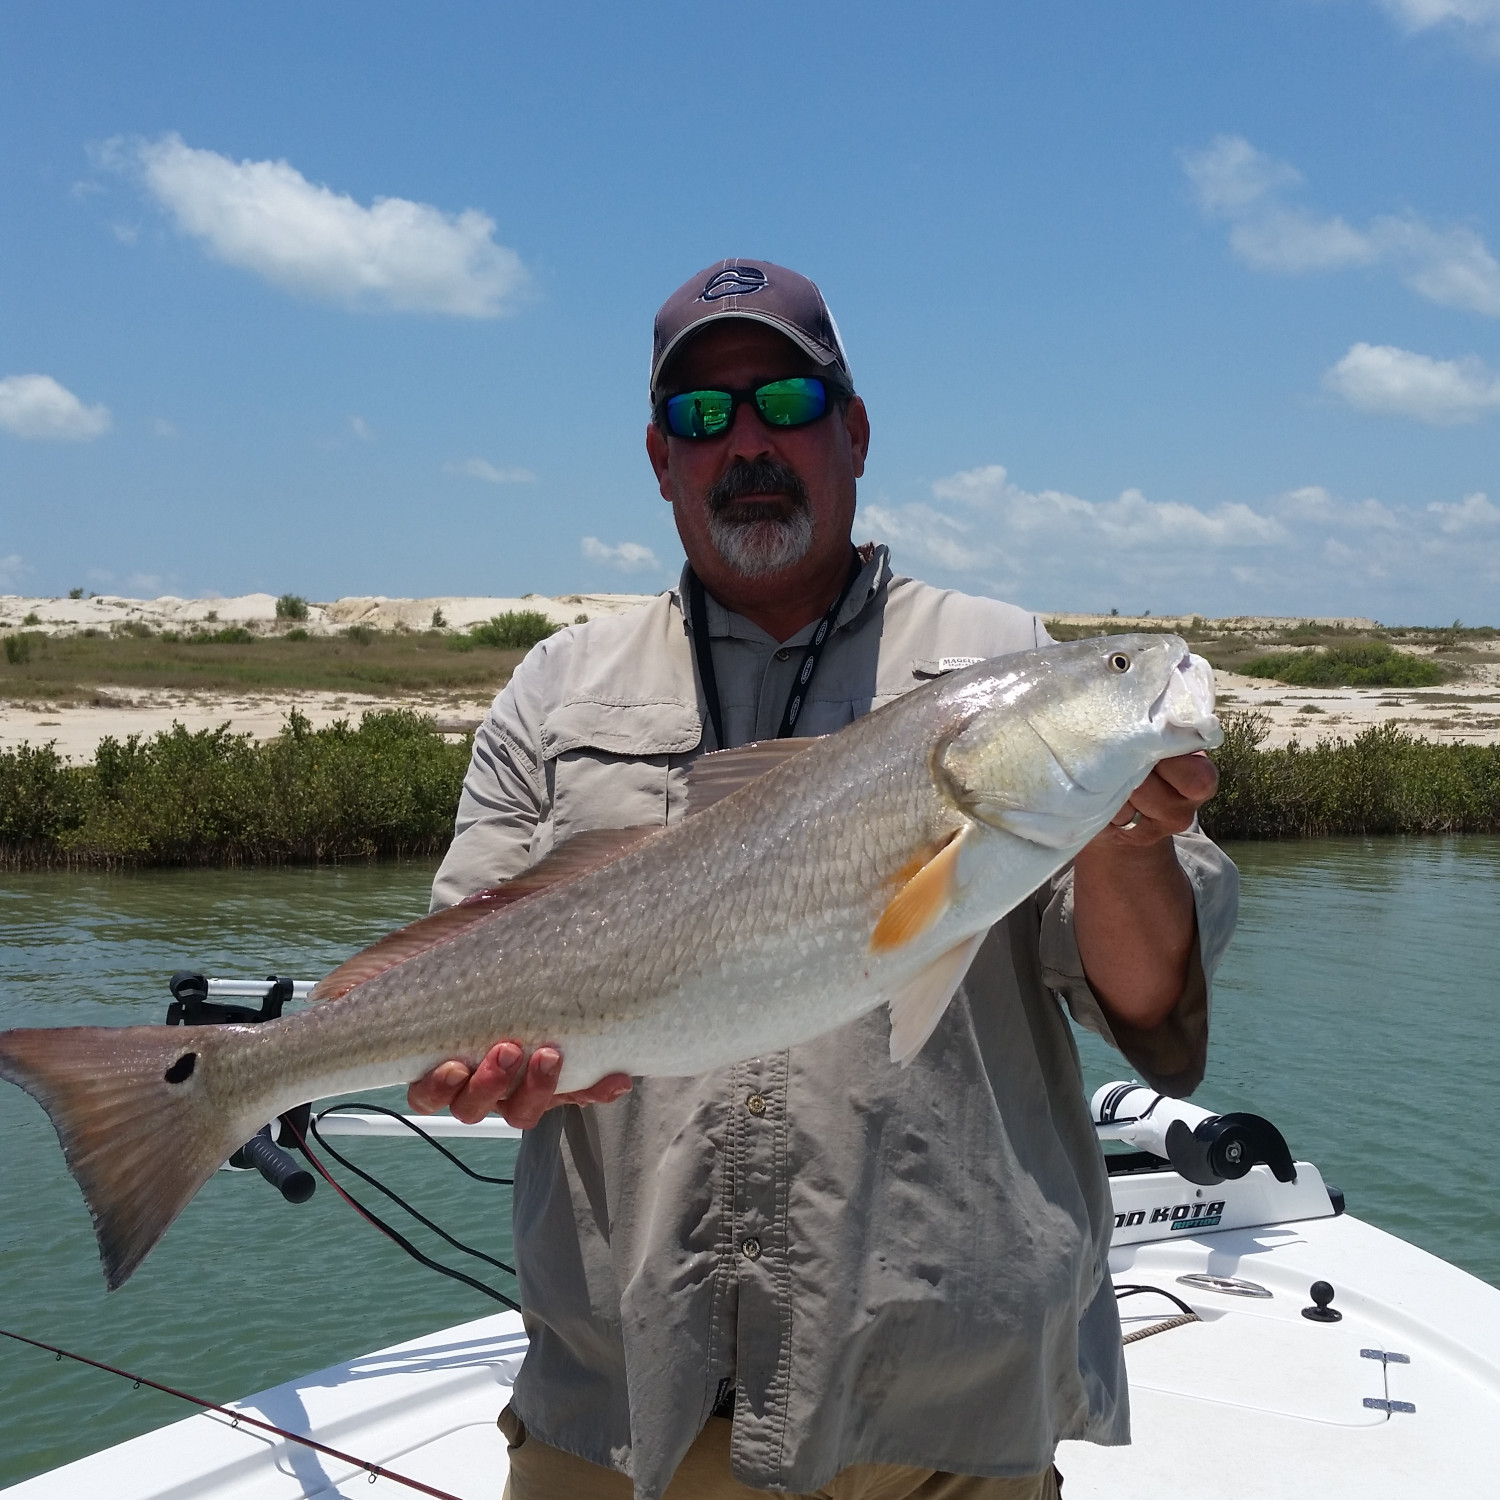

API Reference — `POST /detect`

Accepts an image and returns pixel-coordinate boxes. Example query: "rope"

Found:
[1122,1311,1201,1344]
[0,1327,469,1500]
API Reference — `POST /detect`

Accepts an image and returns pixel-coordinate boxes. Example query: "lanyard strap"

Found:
[686,550,863,750]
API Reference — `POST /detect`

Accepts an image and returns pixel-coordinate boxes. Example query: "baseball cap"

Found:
[650,259,853,402]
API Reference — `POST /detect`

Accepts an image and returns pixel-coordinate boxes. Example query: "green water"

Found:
[1,840,1498,1485]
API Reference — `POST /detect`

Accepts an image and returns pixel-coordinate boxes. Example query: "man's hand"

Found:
[1097,750,1219,846]
[1070,751,1219,1031]
[408,1041,632,1130]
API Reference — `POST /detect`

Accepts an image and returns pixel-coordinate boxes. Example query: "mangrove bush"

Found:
[1238,640,1446,688]
[0,710,471,868]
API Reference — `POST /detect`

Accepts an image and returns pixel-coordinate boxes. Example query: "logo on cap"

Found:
[701,266,767,302]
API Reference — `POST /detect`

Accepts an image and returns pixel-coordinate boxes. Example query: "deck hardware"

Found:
[1301,1280,1342,1321]
[1177,1273,1271,1299]
[1362,1398,1416,1414]
[1360,1348,1411,1364]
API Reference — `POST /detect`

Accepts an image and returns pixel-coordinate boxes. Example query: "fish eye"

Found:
[1108,651,1131,673]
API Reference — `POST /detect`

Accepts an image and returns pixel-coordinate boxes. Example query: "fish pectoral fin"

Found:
[887,933,986,1065]
[870,827,966,954]
[311,826,662,1001]
[684,737,824,814]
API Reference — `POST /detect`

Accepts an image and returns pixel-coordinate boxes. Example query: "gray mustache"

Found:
[707,458,811,514]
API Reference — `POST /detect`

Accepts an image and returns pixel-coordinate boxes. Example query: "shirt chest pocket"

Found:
[539,700,703,850]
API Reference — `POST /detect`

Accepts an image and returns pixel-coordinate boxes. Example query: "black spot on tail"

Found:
[164,1052,197,1084]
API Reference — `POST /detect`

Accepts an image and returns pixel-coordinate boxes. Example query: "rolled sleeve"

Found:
[1039,826,1238,1096]
[431,661,549,912]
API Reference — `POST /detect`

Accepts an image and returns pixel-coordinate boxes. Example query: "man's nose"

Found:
[723,397,776,461]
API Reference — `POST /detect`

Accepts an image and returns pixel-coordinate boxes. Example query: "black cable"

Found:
[306,1105,517,1276]
[281,1112,521,1311]
[314,1102,514,1183]
[1114,1283,1198,1318]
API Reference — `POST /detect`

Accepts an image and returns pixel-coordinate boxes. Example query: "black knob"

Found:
[1301,1280,1342,1322]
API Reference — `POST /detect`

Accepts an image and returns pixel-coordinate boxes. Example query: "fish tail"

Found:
[0,1025,260,1290]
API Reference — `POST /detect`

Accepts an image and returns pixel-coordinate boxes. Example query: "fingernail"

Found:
[536,1050,561,1080]
[496,1042,523,1071]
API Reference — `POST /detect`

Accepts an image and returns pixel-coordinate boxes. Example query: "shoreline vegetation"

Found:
[1,708,1497,870]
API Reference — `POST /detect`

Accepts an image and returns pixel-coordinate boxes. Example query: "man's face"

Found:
[647,322,869,587]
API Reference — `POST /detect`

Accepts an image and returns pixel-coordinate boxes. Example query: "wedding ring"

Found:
[1120,809,1144,831]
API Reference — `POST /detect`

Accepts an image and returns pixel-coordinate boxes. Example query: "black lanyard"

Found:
[686,550,863,751]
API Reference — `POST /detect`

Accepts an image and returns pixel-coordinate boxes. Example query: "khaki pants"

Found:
[499,1410,1061,1500]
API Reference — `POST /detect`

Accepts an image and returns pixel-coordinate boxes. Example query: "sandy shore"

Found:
[4,595,1497,756]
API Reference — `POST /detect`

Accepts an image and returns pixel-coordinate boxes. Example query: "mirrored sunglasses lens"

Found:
[755,378,826,427]
[666,391,733,438]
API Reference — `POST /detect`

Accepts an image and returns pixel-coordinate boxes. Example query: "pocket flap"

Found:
[540,699,703,758]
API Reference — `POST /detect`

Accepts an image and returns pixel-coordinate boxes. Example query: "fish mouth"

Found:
[1149,651,1223,750]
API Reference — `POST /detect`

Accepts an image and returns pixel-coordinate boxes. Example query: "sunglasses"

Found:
[655,376,850,440]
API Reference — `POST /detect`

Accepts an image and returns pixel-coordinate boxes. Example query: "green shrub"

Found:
[1202,712,1500,840]
[284,627,310,642]
[68,587,83,600]
[343,624,376,645]
[0,710,471,867]
[453,610,558,651]
[22,612,40,626]
[187,626,258,645]
[4,634,32,666]
[276,594,310,621]
[1239,640,1446,688]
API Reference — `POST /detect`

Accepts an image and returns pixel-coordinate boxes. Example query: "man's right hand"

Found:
[408,1041,633,1130]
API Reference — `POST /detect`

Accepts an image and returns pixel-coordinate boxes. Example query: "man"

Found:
[412,260,1236,1500]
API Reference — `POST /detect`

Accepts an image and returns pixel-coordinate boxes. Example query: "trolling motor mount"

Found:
[167,971,314,1204]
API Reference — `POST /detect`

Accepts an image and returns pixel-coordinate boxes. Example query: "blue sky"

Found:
[2,0,1498,623]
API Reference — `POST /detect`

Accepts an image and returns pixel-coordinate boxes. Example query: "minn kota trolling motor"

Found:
[166,971,317,1205]
[1091,1081,1297,1186]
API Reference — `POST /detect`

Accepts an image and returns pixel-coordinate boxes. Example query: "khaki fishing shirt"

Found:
[431,545,1238,1499]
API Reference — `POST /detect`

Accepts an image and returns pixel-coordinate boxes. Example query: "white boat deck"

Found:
[11,1165,1498,1499]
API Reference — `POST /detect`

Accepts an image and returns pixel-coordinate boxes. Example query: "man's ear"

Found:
[645,422,672,500]
[844,395,870,479]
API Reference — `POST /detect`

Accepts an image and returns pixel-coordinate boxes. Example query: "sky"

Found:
[2,0,1498,624]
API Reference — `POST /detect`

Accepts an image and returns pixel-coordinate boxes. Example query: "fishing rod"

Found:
[0,1327,469,1500]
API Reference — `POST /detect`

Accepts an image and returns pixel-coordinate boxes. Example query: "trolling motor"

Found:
[166,971,316,1204]
[1091,1081,1296,1186]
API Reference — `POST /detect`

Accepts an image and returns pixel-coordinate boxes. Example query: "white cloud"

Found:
[113,133,529,317]
[1428,491,1500,531]
[0,554,26,588]
[1183,135,1500,316]
[581,536,662,573]
[349,415,373,442]
[153,418,177,438]
[1376,0,1500,53]
[1324,342,1500,423]
[444,458,537,484]
[0,374,112,441]
[856,462,1500,618]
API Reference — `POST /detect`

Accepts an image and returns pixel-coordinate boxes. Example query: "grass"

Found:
[1201,712,1500,840]
[0,628,527,702]
[1237,640,1449,689]
[0,710,470,867]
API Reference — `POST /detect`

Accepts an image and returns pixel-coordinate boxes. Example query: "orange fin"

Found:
[887,933,985,1065]
[685,738,823,814]
[870,828,965,954]
[311,826,661,1001]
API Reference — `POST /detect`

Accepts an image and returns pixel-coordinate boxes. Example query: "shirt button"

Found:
[774,647,791,661]
[741,1237,762,1261]
[746,1093,767,1116]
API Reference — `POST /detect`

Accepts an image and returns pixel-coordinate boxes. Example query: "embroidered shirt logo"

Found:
[701,266,768,301]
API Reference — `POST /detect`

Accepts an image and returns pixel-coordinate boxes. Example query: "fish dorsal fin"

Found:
[869,827,966,954]
[887,933,985,1065]
[310,826,661,1001]
[685,737,824,814]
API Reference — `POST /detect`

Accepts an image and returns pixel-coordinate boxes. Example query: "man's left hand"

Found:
[1096,750,1219,847]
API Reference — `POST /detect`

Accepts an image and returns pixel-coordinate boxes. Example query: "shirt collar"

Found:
[674,543,891,646]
